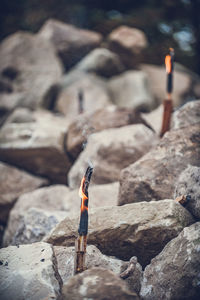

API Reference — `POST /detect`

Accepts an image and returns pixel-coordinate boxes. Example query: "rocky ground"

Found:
[0,19,200,300]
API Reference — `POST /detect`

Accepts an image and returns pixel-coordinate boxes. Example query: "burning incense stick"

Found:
[74,166,93,274]
[78,89,84,114]
[160,48,174,137]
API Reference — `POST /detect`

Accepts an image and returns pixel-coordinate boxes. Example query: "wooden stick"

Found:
[74,166,93,275]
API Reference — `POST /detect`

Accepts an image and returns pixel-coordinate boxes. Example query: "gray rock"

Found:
[66,105,154,160]
[0,162,47,223]
[38,19,102,70]
[140,222,200,300]
[174,165,200,220]
[140,64,192,107]
[0,31,63,110]
[108,70,155,112]
[55,73,112,120]
[172,100,200,129]
[3,182,119,246]
[107,25,147,68]
[0,109,71,183]
[118,124,200,205]
[45,199,194,267]
[74,48,125,77]
[0,242,61,300]
[62,267,139,300]
[54,244,125,285]
[141,105,163,134]
[4,207,66,246]
[68,124,157,188]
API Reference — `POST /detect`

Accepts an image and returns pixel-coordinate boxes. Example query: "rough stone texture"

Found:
[107,25,148,68]
[0,109,71,183]
[55,73,112,120]
[0,242,61,300]
[141,105,163,134]
[172,99,200,129]
[0,162,47,223]
[62,267,139,300]
[4,207,66,246]
[140,222,200,300]
[0,31,63,111]
[54,245,125,285]
[38,19,102,70]
[66,105,154,160]
[74,48,125,77]
[108,70,156,112]
[174,165,200,220]
[45,199,194,267]
[119,124,200,206]
[68,124,157,188]
[140,64,191,107]
[3,182,119,246]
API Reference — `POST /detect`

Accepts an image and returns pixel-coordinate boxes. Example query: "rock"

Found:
[140,222,200,300]
[62,267,139,300]
[66,105,154,160]
[172,100,200,129]
[108,71,156,112]
[141,105,163,134]
[3,182,118,246]
[45,199,194,267]
[107,25,148,68]
[74,48,125,77]
[68,124,157,188]
[0,162,47,223]
[174,165,200,220]
[0,31,63,110]
[0,242,61,300]
[55,73,112,120]
[4,207,66,246]
[0,109,72,183]
[140,64,191,107]
[54,244,125,285]
[120,256,143,294]
[38,19,102,70]
[118,124,200,205]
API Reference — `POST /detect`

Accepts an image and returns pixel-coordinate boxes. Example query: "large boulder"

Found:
[3,207,66,246]
[68,124,157,188]
[54,245,125,284]
[107,25,148,68]
[0,109,71,183]
[108,70,156,112]
[0,162,47,223]
[62,267,139,300]
[66,105,153,160]
[0,31,63,111]
[172,99,200,129]
[0,242,61,300]
[118,124,200,205]
[174,165,200,220]
[38,19,102,70]
[55,72,112,120]
[140,64,192,107]
[140,222,200,300]
[45,199,194,267]
[3,182,119,246]
[74,48,125,77]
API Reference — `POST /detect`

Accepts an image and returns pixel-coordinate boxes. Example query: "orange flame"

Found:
[79,177,88,212]
[165,55,172,74]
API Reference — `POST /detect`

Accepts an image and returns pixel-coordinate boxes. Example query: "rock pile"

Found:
[0,18,200,299]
